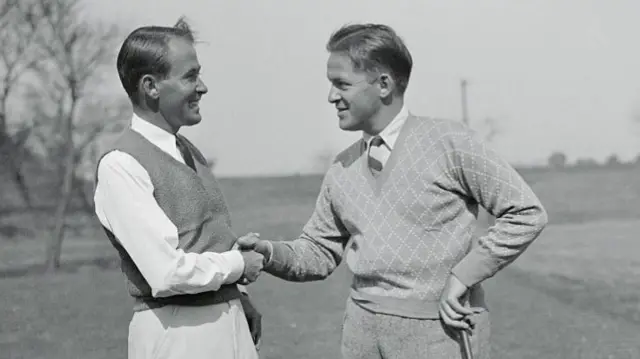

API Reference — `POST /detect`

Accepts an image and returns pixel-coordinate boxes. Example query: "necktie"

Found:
[175,136,196,171]
[367,136,385,177]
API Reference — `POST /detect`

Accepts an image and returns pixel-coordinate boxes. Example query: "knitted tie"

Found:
[175,136,196,171]
[368,136,385,177]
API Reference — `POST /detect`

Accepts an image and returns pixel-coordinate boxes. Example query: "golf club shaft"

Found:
[461,329,473,359]
[458,291,475,359]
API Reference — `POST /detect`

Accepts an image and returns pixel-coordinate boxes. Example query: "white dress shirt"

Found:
[94,114,245,298]
[363,105,410,166]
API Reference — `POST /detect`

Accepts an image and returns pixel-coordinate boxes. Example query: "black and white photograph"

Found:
[1,1,638,358]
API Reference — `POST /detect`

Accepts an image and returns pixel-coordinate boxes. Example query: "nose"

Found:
[196,77,208,95]
[327,85,340,103]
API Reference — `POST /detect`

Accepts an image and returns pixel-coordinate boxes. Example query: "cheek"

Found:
[160,88,189,107]
[159,86,179,103]
[350,95,377,116]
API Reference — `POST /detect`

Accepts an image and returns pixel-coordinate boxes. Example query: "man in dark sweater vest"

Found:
[93,18,264,359]
[237,24,549,358]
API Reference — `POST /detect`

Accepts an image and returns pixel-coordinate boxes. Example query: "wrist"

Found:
[257,240,273,265]
[225,250,246,283]
[450,273,467,287]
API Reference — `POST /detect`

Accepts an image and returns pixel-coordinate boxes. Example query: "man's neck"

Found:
[364,98,404,136]
[132,107,179,135]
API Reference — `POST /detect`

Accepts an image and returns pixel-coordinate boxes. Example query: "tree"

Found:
[548,151,567,169]
[605,154,621,167]
[0,0,47,208]
[28,0,123,272]
[575,157,598,169]
[70,96,131,210]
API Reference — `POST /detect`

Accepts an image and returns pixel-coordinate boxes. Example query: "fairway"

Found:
[2,168,640,358]
[2,228,639,359]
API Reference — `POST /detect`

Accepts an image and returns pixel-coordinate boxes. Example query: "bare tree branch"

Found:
[35,0,123,271]
[0,0,20,37]
[1,0,127,270]
[0,0,49,209]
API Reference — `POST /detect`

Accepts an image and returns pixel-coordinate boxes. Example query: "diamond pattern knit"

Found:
[265,115,548,318]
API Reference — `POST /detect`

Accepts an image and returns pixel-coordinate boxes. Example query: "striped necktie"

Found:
[367,136,385,177]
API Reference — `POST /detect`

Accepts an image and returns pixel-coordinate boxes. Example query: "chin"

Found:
[338,118,360,132]
[184,115,202,126]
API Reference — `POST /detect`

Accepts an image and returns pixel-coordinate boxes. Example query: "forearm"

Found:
[452,203,547,286]
[448,129,548,286]
[257,172,349,281]
[263,236,340,282]
[100,206,245,297]
[154,250,245,297]
[95,152,245,298]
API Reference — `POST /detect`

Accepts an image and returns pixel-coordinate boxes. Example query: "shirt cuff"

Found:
[264,241,291,275]
[223,250,245,284]
[263,241,274,265]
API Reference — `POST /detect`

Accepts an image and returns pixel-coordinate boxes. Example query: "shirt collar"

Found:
[363,105,410,150]
[130,113,181,159]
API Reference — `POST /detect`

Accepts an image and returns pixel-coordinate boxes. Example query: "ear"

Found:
[377,73,396,99]
[140,74,160,100]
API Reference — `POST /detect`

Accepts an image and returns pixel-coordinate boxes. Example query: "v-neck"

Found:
[361,115,416,193]
[128,129,200,176]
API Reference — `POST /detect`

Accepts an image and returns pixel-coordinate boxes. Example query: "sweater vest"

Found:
[95,128,242,312]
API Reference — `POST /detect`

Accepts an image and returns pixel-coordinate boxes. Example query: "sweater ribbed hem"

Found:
[349,285,488,319]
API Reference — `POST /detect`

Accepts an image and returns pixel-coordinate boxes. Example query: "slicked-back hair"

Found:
[327,23,413,94]
[116,17,197,104]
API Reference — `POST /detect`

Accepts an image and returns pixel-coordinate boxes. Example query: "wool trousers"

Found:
[341,298,491,359]
[127,298,259,359]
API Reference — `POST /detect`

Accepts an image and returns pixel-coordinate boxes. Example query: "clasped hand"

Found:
[237,232,270,285]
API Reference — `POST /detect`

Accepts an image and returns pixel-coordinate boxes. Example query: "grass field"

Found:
[2,166,640,358]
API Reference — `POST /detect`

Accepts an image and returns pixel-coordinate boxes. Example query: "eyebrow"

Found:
[184,66,201,76]
[327,74,348,83]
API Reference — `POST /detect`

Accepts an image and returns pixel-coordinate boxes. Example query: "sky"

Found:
[83,0,640,177]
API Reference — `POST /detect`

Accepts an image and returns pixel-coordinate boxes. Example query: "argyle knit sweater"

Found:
[265,115,548,319]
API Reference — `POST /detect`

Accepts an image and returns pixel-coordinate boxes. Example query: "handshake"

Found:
[236,232,272,285]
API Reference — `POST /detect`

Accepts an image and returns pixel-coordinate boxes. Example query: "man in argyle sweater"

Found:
[238,23,548,358]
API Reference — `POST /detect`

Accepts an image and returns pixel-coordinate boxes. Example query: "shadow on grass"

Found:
[505,266,640,326]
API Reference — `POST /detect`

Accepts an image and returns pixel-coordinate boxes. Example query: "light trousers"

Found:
[128,298,259,359]
[341,298,491,359]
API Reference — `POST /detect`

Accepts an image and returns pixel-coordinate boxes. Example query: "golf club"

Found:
[461,329,473,359]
